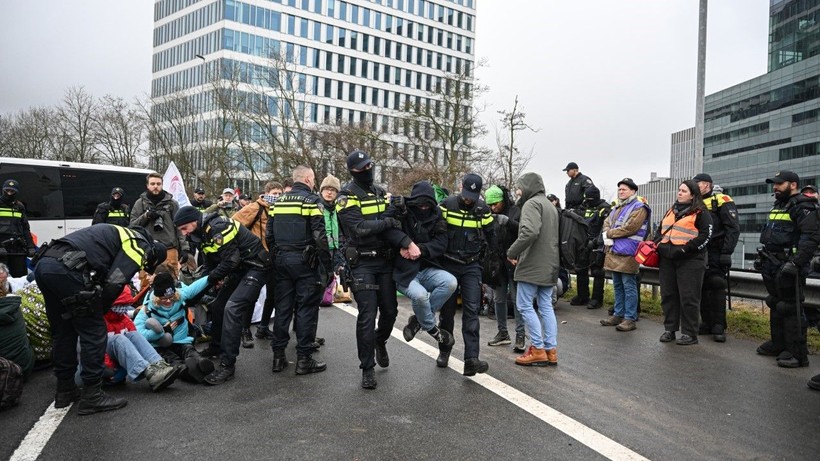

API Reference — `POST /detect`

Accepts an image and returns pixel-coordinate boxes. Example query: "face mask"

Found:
[2,192,16,203]
[351,169,374,185]
[263,194,278,204]
[111,196,122,206]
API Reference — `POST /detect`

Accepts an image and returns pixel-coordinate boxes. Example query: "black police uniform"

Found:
[92,189,131,227]
[267,182,329,373]
[192,198,213,212]
[336,173,404,375]
[437,194,496,372]
[573,195,611,307]
[34,224,163,409]
[564,172,594,210]
[756,191,820,366]
[196,213,269,380]
[699,190,740,337]
[0,180,36,277]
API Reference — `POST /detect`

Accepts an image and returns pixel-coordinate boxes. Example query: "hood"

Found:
[407,181,437,207]
[515,173,545,205]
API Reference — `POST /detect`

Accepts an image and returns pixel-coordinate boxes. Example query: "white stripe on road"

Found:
[334,302,650,461]
[10,403,71,461]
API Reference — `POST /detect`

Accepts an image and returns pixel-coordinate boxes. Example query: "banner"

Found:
[163,161,191,208]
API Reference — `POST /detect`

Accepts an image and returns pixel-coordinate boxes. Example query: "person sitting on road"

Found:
[134,268,214,384]
[656,180,712,345]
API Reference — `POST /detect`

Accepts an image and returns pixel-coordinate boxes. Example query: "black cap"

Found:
[584,185,601,201]
[2,179,19,192]
[173,206,202,226]
[547,194,559,202]
[562,162,579,171]
[346,149,372,170]
[765,170,799,184]
[194,186,205,194]
[145,242,167,275]
[617,177,639,191]
[461,173,482,202]
[802,184,818,193]
[238,194,252,201]
[692,173,712,183]
[111,187,124,196]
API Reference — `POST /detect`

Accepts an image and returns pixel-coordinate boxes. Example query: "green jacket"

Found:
[507,173,560,287]
[0,296,34,377]
[322,205,340,250]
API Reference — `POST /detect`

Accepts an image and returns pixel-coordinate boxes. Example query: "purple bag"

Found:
[320,277,337,306]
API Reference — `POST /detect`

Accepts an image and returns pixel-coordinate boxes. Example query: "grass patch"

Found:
[565,277,820,352]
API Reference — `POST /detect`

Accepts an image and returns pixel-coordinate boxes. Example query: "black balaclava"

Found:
[351,168,374,186]
[1,191,15,205]
[110,194,122,207]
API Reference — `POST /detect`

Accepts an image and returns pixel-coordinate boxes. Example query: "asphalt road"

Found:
[3,297,820,461]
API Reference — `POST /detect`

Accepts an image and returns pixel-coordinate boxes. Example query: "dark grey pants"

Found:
[659,255,706,337]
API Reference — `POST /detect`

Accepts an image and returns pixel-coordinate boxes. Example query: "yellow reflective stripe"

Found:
[201,220,239,254]
[108,211,127,217]
[768,211,791,221]
[0,209,22,218]
[360,200,385,215]
[114,225,145,267]
[272,203,304,215]
[442,209,484,229]
[303,203,323,217]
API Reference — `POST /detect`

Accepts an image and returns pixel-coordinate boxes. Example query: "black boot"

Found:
[77,381,127,416]
[272,349,288,373]
[375,341,389,368]
[361,368,377,389]
[436,350,450,368]
[54,379,80,409]
[295,355,327,375]
[463,358,489,376]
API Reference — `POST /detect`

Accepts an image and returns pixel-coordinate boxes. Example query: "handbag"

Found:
[333,275,353,303]
[633,208,679,268]
[320,277,337,306]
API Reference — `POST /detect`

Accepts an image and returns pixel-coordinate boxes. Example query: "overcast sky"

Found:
[0,0,770,201]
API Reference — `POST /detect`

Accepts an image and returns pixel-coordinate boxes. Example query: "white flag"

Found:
[162,161,191,208]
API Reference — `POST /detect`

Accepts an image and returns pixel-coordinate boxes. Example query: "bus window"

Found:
[60,168,149,218]
[0,164,63,218]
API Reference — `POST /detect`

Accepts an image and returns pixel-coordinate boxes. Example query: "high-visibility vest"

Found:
[660,209,700,246]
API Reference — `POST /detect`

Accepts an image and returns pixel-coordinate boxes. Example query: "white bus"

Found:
[0,157,155,244]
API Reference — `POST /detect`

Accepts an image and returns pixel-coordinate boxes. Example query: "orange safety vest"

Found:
[659,209,700,246]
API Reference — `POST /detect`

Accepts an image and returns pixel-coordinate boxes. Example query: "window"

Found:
[313,0,322,14]
[300,18,308,38]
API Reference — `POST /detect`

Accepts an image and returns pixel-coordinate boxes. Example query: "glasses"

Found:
[156,295,175,304]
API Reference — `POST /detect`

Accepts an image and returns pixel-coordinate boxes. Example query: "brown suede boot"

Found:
[600,315,623,326]
[515,346,549,367]
[545,348,558,366]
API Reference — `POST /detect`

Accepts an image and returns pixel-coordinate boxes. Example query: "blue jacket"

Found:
[134,277,209,345]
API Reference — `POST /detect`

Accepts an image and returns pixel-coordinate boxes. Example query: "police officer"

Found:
[0,179,37,277]
[92,187,131,226]
[267,165,329,375]
[572,185,612,309]
[437,173,496,376]
[191,186,213,212]
[173,206,270,384]
[693,173,740,342]
[34,224,167,415]
[755,171,820,368]
[336,149,408,389]
[563,162,595,210]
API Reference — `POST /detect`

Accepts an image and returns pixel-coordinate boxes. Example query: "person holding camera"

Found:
[205,188,238,219]
[130,173,189,283]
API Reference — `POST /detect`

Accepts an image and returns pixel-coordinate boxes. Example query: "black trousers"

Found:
[2,254,28,277]
[659,255,705,337]
[271,251,322,357]
[34,257,107,385]
[700,251,728,331]
[576,259,605,304]
[438,260,482,360]
[351,258,397,370]
[210,267,266,366]
[762,259,808,361]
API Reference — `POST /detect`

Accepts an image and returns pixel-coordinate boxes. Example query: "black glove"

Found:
[26,247,36,258]
[780,261,799,278]
[147,209,161,220]
[473,205,488,216]
[492,214,509,226]
[719,254,732,268]
[179,252,189,265]
[383,217,402,229]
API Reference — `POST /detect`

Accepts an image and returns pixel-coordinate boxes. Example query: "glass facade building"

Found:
[151,0,477,187]
[768,0,820,72]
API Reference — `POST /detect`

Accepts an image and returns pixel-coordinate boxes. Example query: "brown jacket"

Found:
[232,198,270,250]
[602,205,649,275]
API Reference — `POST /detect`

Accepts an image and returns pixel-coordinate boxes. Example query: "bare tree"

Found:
[494,95,537,190]
[93,95,146,167]
[1,108,55,159]
[56,86,98,163]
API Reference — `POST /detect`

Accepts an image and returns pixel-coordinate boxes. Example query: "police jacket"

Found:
[578,199,611,241]
[440,195,497,264]
[564,172,594,210]
[336,180,403,252]
[760,193,820,269]
[191,198,213,212]
[92,201,130,227]
[701,191,740,255]
[56,224,153,311]
[199,213,269,285]
[384,181,448,287]
[130,191,188,253]
[265,182,328,254]
[0,196,35,251]
[656,203,712,260]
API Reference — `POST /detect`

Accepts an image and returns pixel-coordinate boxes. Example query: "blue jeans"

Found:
[516,281,557,349]
[398,267,457,331]
[75,332,162,385]
[612,271,638,321]
[494,273,524,336]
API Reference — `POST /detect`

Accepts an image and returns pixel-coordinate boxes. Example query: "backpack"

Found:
[558,209,589,270]
[0,356,23,411]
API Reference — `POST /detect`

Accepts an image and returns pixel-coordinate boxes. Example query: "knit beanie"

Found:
[484,185,504,205]
[320,174,341,192]
[173,206,201,226]
[152,273,176,297]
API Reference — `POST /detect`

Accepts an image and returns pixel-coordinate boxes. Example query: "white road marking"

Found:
[10,403,72,461]
[335,302,650,461]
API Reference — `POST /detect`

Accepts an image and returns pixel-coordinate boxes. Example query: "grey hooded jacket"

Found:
[507,172,560,286]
